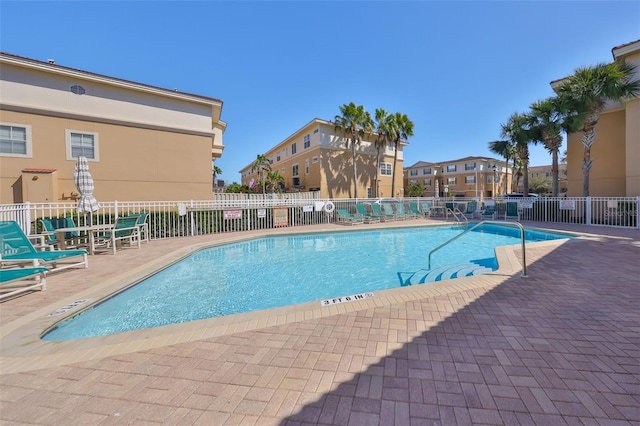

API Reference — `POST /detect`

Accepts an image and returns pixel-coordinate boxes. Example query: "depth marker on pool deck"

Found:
[321,292,374,306]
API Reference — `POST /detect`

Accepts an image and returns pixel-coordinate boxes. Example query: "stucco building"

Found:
[0,52,226,204]
[552,40,640,197]
[239,118,406,199]
[404,156,511,198]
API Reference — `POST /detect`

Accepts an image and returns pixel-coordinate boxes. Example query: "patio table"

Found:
[47,224,114,255]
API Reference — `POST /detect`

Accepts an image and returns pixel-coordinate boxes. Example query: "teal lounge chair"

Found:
[0,221,88,271]
[125,213,150,242]
[354,204,382,222]
[382,203,406,220]
[92,216,142,254]
[420,202,433,217]
[505,202,520,220]
[371,203,396,220]
[481,205,496,219]
[463,201,479,219]
[409,202,423,217]
[395,203,419,219]
[0,266,48,300]
[336,209,364,225]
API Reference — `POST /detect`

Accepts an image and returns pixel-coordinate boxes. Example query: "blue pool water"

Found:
[43,224,570,341]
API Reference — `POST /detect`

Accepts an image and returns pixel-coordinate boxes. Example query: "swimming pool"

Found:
[43,224,571,341]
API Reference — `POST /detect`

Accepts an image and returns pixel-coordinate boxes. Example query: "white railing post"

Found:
[586,196,591,225]
[190,200,195,236]
[636,197,640,230]
[114,200,119,220]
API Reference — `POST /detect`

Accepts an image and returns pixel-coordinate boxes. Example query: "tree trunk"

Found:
[352,134,358,199]
[581,125,596,197]
[391,140,399,197]
[375,147,381,198]
[551,149,559,197]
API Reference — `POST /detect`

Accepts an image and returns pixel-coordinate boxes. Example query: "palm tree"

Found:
[527,97,580,197]
[265,170,285,193]
[556,61,640,196]
[251,154,271,194]
[389,112,414,197]
[373,108,393,197]
[500,112,533,195]
[488,140,516,195]
[334,102,373,198]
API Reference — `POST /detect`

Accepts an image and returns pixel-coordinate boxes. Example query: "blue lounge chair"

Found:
[382,203,406,220]
[336,209,364,225]
[420,202,433,217]
[0,266,48,300]
[0,221,88,271]
[126,213,150,242]
[408,202,423,217]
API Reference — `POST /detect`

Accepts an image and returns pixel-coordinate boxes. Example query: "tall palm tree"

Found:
[556,61,640,196]
[373,108,393,197]
[334,102,373,198]
[501,112,533,195]
[251,154,271,194]
[527,97,581,197]
[488,140,516,195]
[265,170,285,193]
[389,112,414,197]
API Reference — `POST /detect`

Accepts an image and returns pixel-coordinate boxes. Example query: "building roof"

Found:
[22,168,57,174]
[0,51,223,106]
[612,39,640,59]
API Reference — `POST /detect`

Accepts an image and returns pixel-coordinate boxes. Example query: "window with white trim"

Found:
[423,168,431,175]
[291,143,297,155]
[66,130,98,160]
[312,156,318,163]
[447,177,457,185]
[305,159,309,174]
[465,176,476,184]
[424,178,431,186]
[303,134,310,149]
[0,124,32,157]
[292,164,299,177]
[465,162,476,171]
[446,165,456,172]
[381,163,392,176]
[410,170,418,176]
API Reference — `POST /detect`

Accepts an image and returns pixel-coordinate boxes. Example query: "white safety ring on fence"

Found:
[324,201,335,213]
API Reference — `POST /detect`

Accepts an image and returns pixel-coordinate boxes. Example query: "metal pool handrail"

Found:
[427,220,528,277]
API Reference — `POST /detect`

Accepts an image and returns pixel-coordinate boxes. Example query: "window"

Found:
[410,170,418,176]
[446,165,456,172]
[66,130,98,160]
[447,177,457,185]
[305,159,309,175]
[410,180,417,184]
[387,143,394,152]
[424,178,431,186]
[276,153,281,162]
[0,124,31,157]
[304,134,310,149]
[291,143,297,155]
[465,162,476,171]
[465,176,476,184]
[423,168,431,175]
[487,176,493,183]
[381,163,392,176]
[312,156,318,163]
[292,164,299,177]
[269,156,274,164]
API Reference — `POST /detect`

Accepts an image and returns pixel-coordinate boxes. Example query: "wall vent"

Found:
[70,85,86,95]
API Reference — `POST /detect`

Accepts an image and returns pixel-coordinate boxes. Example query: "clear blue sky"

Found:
[1,1,639,184]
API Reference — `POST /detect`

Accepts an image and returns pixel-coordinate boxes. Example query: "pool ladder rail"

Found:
[428,220,528,278]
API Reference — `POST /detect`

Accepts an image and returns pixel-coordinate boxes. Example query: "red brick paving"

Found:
[1,223,639,425]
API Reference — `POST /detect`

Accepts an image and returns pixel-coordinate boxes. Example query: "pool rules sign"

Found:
[273,207,289,227]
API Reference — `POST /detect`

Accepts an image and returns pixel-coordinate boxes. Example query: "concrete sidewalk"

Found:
[1,222,638,425]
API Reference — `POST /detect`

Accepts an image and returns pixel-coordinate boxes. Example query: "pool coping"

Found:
[0,223,574,374]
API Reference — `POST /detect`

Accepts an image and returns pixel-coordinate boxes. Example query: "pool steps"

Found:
[399,261,493,286]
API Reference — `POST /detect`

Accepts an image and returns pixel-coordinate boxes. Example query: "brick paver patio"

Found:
[1,222,638,425]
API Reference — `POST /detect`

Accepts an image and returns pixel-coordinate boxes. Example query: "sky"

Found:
[1,1,639,184]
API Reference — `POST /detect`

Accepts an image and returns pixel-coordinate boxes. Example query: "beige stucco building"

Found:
[404,156,511,199]
[239,118,406,199]
[553,40,640,197]
[0,52,226,204]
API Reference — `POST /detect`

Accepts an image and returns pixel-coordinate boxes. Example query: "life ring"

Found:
[324,201,335,213]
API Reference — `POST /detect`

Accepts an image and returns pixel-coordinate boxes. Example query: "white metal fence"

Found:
[1,196,638,240]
